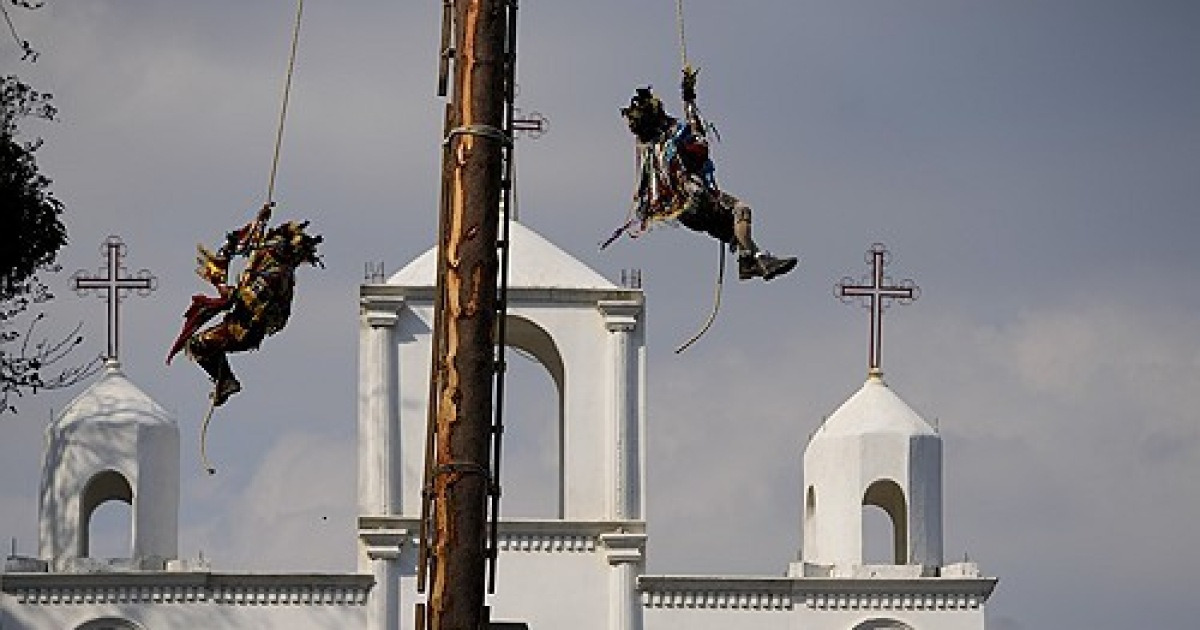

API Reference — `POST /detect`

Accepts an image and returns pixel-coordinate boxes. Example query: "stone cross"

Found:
[72,236,157,360]
[836,243,918,376]
[512,108,548,139]
[502,107,548,223]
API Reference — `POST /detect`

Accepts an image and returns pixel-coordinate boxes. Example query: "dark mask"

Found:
[621,87,670,142]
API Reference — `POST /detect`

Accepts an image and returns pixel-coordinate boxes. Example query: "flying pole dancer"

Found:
[605,1,798,353]
[166,0,323,474]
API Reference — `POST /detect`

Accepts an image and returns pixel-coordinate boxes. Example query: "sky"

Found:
[2,1,1199,628]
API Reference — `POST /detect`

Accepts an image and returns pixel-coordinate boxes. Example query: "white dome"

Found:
[388,220,617,290]
[51,359,174,431]
[813,375,936,440]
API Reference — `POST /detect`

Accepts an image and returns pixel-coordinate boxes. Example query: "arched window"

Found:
[852,619,913,630]
[862,478,907,564]
[87,500,133,559]
[80,470,133,558]
[75,617,144,630]
[861,504,893,564]
[498,315,565,519]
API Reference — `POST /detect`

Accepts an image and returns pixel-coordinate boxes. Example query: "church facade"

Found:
[0,360,371,629]
[1,222,995,629]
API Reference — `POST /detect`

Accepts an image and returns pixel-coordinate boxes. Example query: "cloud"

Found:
[1007,300,1199,410]
[4,2,1200,628]
[908,295,1200,618]
[988,616,1025,630]
[185,431,357,572]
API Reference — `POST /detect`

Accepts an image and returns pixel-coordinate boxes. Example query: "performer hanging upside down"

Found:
[619,68,797,281]
[167,202,323,406]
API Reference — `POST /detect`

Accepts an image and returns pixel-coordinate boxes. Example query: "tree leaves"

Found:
[1,74,97,414]
[1,74,64,300]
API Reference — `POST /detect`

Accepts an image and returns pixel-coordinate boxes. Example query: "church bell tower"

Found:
[38,359,180,572]
[801,373,943,574]
[357,220,647,630]
[802,243,945,576]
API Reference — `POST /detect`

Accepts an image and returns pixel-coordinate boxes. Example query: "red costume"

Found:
[167,203,322,406]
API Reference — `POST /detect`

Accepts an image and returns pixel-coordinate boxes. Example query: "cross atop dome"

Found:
[836,243,919,378]
[72,235,157,361]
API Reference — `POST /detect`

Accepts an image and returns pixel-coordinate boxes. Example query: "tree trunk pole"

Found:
[429,1,507,629]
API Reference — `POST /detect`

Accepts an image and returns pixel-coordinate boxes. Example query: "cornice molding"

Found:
[1,573,374,607]
[363,283,642,306]
[360,295,405,327]
[640,577,794,611]
[597,299,641,332]
[643,589,792,611]
[638,576,997,612]
[359,526,412,561]
[357,516,646,556]
[801,589,986,611]
[498,533,597,553]
[599,532,647,565]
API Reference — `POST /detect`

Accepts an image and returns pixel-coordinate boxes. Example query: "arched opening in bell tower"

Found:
[862,478,907,565]
[499,314,565,519]
[852,619,914,630]
[75,617,144,630]
[80,470,133,559]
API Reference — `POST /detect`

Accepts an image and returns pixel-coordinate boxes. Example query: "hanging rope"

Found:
[266,0,305,205]
[675,238,725,354]
[675,0,689,71]
[672,0,728,354]
[199,0,304,476]
[199,363,223,475]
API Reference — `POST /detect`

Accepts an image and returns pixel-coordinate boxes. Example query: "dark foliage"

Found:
[1,74,97,413]
[2,75,64,296]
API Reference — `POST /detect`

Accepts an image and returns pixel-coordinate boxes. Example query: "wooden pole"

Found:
[429,1,508,628]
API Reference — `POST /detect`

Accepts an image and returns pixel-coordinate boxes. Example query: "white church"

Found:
[1,221,996,629]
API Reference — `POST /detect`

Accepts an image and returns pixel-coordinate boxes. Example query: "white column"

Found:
[601,531,647,630]
[359,296,404,517]
[598,300,640,520]
[358,295,404,630]
[361,526,407,630]
[600,300,644,630]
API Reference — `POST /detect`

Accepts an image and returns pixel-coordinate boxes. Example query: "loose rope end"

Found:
[674,239,726,354]
[199,394,219,476]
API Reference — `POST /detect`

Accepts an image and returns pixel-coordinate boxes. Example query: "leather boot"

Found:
[738,255,762,280]
[756,253,798,281]
[212,376,242,407]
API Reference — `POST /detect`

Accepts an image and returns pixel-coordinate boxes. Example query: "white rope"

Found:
[266,0,305,205]
[200,396,218,475]
[675,238,725,354]
[676,0,689,70]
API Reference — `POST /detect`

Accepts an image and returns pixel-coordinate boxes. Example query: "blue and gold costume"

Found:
[618,70,796,281]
